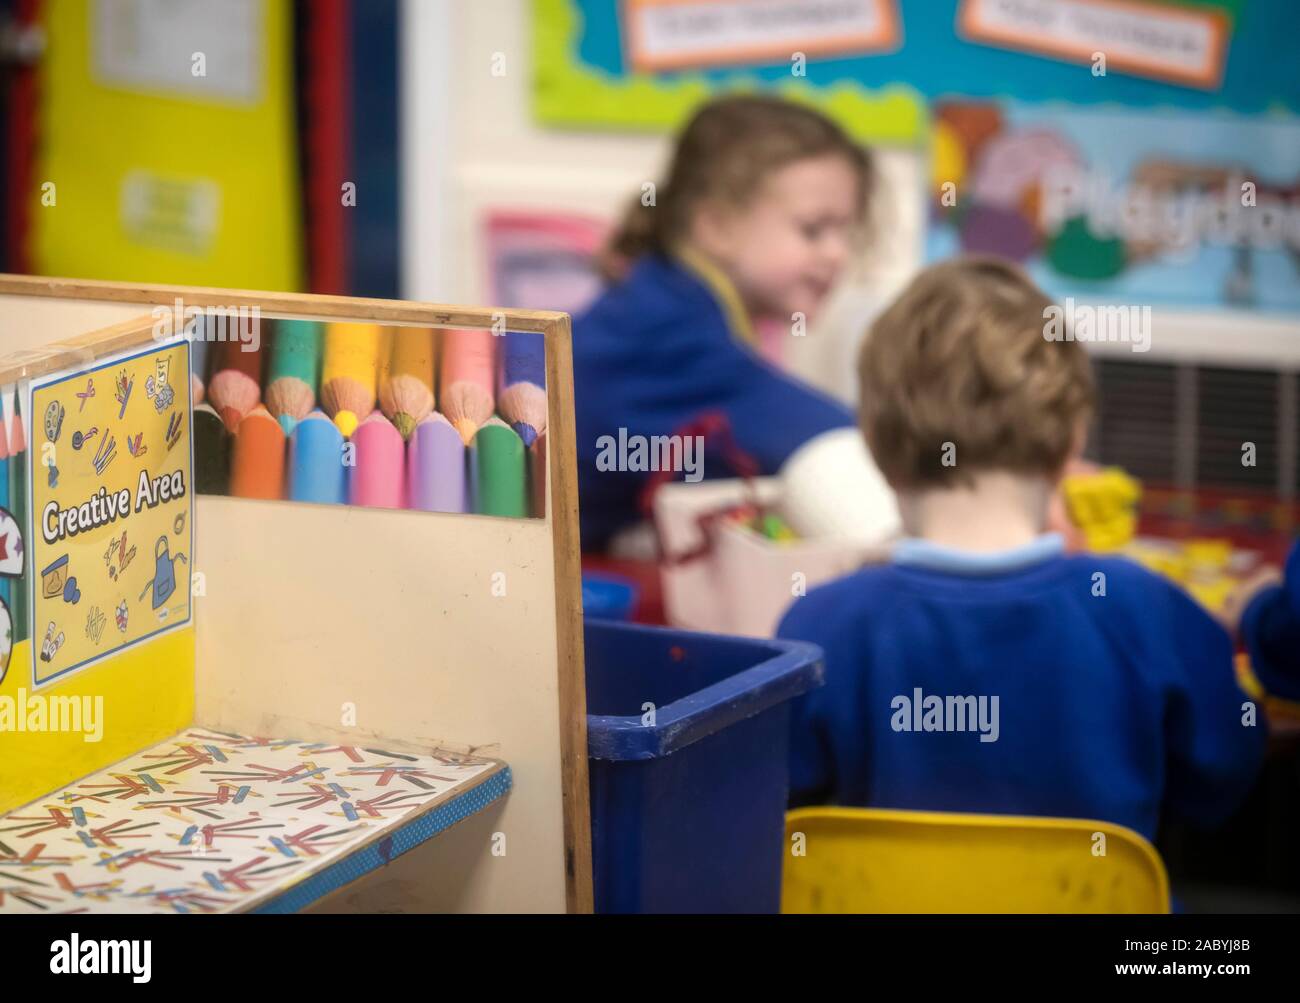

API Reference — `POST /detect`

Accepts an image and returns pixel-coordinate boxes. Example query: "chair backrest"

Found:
[783,807,1170,913]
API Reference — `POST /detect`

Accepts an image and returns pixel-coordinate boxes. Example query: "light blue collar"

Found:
[892,533,1066,576]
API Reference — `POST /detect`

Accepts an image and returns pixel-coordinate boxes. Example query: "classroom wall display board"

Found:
[924,0,1300,314]
[537,0,1300,315]
[533,0,924,144]
[23,0,303,289]
[534,0,1295,147]
[0,275,592,914]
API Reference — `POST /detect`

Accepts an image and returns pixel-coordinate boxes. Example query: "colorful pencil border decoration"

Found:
[290,410,347,505]
[321,323,384,438]
[207,335,263,433]
[408,412,466,514]
[230,406,287,501]
[349,411,406,510]
[440,328,496,445]
[5,387,29,643]
[497,332,547,448]
[472,418,527,518]
[379,326,436,440]
[265,319,323,436]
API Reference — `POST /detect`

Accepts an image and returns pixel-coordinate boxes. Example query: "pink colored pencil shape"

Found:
[408,412,466,513]
[439,329,495,445]
[349,411,406,509]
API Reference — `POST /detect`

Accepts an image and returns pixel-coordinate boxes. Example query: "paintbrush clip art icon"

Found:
[115,370,134,419]
[39,621,66,662]
[93,433,117,474]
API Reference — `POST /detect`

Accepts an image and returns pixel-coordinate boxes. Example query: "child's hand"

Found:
[1218,566,1284,638]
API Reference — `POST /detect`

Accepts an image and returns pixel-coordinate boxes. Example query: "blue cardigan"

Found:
[572,253,853,550]
[776,537,1266,840]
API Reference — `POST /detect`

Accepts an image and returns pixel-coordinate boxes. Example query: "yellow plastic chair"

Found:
[783,807,1170,913]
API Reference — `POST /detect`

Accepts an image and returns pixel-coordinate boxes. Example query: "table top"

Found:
[0,729,510,913]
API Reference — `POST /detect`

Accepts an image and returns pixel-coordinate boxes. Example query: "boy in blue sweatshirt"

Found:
[776,257,1265,841]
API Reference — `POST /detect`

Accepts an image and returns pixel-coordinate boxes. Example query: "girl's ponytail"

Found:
[598,189,667,284]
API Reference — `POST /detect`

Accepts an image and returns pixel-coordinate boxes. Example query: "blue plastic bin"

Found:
[584,619,824,913]
[581,572,638,621]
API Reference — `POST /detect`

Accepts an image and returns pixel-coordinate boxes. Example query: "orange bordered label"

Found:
[623,0,902,73]
[957,0,1230,90]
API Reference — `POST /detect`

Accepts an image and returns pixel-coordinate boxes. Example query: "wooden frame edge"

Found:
[544,312,594,914]
[0,273,569,384]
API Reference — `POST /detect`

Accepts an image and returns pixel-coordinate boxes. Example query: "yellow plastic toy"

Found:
[1124,536,1242,613]
[783,807,1170,914]
[1062,466,1142,552]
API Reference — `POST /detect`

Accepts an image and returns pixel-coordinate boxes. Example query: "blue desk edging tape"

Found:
[253,766,513,914]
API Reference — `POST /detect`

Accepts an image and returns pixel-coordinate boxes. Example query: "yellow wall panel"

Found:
[32,0,302,289]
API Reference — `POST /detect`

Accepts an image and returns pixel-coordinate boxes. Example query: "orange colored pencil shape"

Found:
[439,328,495,445]
[321,322,383,438]
[229,406,286,500]
[379,326,435,440]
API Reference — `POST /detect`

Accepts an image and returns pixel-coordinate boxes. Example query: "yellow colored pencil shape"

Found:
[379,326,436,440]
[321,322,383,437]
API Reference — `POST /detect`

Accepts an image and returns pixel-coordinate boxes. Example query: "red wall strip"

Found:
[302,0,351,294]
[5,0,41,274]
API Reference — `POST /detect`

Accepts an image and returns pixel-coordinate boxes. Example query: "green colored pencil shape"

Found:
[472,417,527,518]
[8,390,29,645]
[264,319,323,435]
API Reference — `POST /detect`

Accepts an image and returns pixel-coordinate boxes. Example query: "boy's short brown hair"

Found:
[859,256,1095,489]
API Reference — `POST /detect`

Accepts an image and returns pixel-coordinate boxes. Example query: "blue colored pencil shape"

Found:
[496,332,546,447]
[289,409,347,505]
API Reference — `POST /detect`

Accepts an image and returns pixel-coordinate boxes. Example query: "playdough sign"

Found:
[28,340,192,686]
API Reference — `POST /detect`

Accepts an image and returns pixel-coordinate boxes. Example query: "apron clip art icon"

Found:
[139,536,188,611]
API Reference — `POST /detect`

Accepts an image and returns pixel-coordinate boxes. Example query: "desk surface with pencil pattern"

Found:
[0,729,510,913]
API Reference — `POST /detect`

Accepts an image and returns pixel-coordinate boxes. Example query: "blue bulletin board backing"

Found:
[535,0,1298,144]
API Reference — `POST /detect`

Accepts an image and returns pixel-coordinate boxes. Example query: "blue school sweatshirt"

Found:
[572,252,853,550]
[1241,540,1300,701]
[775,535,1266,841]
